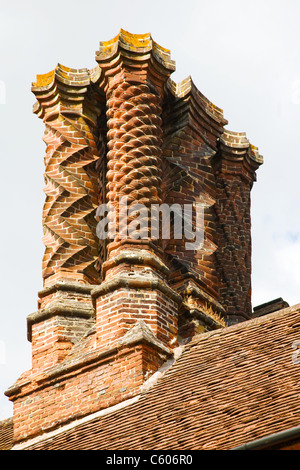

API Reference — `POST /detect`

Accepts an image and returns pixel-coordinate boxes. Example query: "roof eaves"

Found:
[231,425,300,450]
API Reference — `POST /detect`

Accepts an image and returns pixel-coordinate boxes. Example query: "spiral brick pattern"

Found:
[105,82,163,243]
[42,115,99,282]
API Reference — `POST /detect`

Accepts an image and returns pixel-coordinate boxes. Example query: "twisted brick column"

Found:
[93,30,180,351]
[106,81,163,246]
[95,30,175,266]
[28,64,104,368]
[32,64,104,286]
[42,115,99,284]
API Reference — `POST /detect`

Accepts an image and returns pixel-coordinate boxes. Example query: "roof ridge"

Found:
[187,303,300,347]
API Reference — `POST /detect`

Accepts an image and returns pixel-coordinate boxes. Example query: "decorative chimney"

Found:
[92,31,181,352]
[5,30,262,445]
[26,64,104,370]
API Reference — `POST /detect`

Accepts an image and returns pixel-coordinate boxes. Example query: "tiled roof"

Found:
[10,304,300,450]
[0,418,13,450]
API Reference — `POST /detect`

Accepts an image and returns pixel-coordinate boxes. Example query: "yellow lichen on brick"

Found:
[56,64,72,80]
[33,70,55,87]
[120,29,150,48]
[101,29,171,54]
[100,32,121,52]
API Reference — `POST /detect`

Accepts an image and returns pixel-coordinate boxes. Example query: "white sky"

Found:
[0,0,299,420]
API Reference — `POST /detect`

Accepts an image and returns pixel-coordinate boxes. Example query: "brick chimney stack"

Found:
[212,131,263,323]
[92,31,181,352]
[5,30,262,445]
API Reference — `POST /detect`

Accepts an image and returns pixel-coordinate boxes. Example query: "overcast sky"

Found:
[0,0,299,420]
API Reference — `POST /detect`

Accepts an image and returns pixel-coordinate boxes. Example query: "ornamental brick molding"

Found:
[6,30,263,445]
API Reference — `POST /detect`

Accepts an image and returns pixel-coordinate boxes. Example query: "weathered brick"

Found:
[5,31,262,446]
